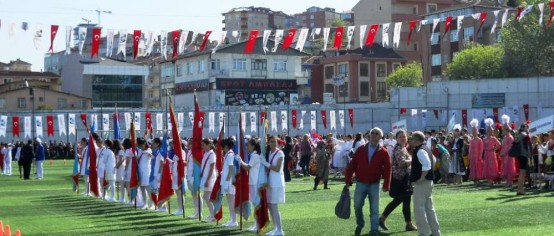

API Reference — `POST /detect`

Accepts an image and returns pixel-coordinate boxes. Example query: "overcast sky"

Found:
[0,0,359,70]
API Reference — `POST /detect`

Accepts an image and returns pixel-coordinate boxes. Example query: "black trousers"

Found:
[382,195,412,222]
[22,162,31,179]
[300,155,311,175]
[284,157,291,182]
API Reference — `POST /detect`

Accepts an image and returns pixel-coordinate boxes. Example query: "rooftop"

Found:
[421,0,502,16]
[0,71,60,77]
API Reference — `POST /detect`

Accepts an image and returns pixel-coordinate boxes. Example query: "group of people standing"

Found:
[0,139,46,180]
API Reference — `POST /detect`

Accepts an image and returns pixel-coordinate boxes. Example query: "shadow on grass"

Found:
[485,192,545,203]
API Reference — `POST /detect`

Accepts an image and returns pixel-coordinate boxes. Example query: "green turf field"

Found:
[0,160,553,236]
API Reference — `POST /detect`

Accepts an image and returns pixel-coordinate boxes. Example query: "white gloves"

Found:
[260,159,270,168]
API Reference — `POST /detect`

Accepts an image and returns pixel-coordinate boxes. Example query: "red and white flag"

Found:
[49,25,59,53]
[348,109,354,128]
[444,17,453,36]
[333,26,344,49]
[291,110,298,129]
[407,21,417,45]
[133,30,141,59]
[365,24,379,48]
[47,115,54,137]
[282,28,297,51]
[91,28,101,59]
[244,30,259,54]
[11,116,19,137]
[199,31,212,51]
[476,12,487,36]
[295,28,309,52]
[548,1,554,27]
[321,110,327,129]
[172,30,180,58]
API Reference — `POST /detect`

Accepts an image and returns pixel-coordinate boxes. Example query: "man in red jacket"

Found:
[345,127,391,236]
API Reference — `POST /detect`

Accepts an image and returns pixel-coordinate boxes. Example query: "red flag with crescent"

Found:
[444,17,453,36]
[282,28,297,51]
[172,30,180,58]
[91,27,101,59]
[365,24,379,48]
[47,115,54,137]
[348,109,354,128]
[199,31,212,52]
[244,30,259,54]
[476,12,487,36]
[291,110,298,129]
[49,25,59,53]
[321,110,327,129]
[133,30,141,59]
[80,114,88,129]
[407,21,417,45]
[333,27,344,49]
[12,116,19,137]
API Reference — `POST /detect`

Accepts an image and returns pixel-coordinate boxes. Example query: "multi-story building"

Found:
[311,45,407,103]
[292,7,343,28]
[222,6,293,40]
[0,59,91,111]
[160,39,309,108]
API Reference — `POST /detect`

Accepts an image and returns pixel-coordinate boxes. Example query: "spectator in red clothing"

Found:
[345,127,391,236]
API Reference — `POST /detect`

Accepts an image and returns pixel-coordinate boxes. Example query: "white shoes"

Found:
[222,221,238,227]
[188,214,200,219]
[173,209,183,215]
[266,229,284,236]
[202,217,215,223]
[157,207,167,212]
[247,224,258,232]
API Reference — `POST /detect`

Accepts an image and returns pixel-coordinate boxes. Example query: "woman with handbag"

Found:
[379,130,417,232]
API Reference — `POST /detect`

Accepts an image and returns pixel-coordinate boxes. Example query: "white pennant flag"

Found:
[212,31,226,54]
[145,31,155,56]
[186,31,199,50]
[35,116,43,138]
[102,114,109,132]
[272,30,284,52]
[117,30,128,59]
[323,27,330,51]
[295,28,310,52]
[106,29,115,57]
[178,113,184,133]
[208,112,215,132]
[166,113,172,133]
[382,23,390,47]
[502,9,510,28]
[418,20,428,32]
[241,113,247,132]
[231,30,241,43]
[91,114,98,131]
[262,30,272,53]
[299,110,306,130]
[178,30,189,54]
[138,32,147,57]
[281,111,288,131]
[491,10,500,34]
[219,113,225,133]
[359,25,367,49]
[78,27,87,55]
[133,113,141,131]
[455,16,464,41]
[330,110,336,130]
[160,31,168,60]
[310,28,321,41]
[65,26,72,55]
[33,25,43,50]
[0,115,7,137]
[472,13,480,21]
[124,112,131,131]
[68,114,76,135]
[393,22,402,48]
[430,18,440,41]
[250,112,256,133]
[270,111,277,132]
[513,105,520,123]
[346,26,355,49]
[411,109,418,128]
[519,5,534,22]
[538,3,545,25]
[310,111,316,131]
[24,116,31,139]
[9,22,16,39]
[339,110,345,129]
[188,112,194,126]
[421,109,427,128]
[57,114,66,136]
[156,113,163,132]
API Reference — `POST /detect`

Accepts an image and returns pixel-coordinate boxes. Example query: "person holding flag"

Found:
[200,138,217,223]
[113,139,127,203]
[172,140,187,216]
[235,138,262,232]
[103,139,117,202]
[96,136,108,199]
[138,138,154,210]
[221,138,238,227]
[186,141,201,218]
[78,138,90,195]
[149,137,164,210]
[122,138,134,205]
[260,136,286,236]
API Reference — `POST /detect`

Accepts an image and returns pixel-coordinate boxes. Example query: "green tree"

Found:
[385,62,423,87]
[499,0,554,77]
[445,44,506,80]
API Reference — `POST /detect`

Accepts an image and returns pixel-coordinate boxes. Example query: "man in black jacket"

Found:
[20,140,34,180]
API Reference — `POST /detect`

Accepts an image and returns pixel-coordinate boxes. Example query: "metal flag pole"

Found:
[239,107,243,231]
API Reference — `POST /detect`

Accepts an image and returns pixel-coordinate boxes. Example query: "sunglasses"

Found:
[370,132,380,135]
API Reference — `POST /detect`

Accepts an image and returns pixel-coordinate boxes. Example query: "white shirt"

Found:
[138,148,152,172]
[268,149,285,188]
[383,138,397,155]
[186,150,194,181]
[200,150,217,190]
[103,149,116,170]
[97,147,108,170]
[248,152,261,185]
[3,147,13,160]
[221,150,235,186]
[417,149,432,172]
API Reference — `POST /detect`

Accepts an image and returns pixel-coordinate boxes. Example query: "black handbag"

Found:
[335,186,351,219]
[389,173,413,198]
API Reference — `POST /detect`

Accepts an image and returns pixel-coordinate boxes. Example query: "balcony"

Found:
[209,69,230,77]
[250,70,267,78]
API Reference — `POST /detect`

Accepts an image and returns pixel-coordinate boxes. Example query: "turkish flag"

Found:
[12,116,19,137]
[80,113,88,128]
[291,110,297,129]
[260,112,266,125]
[282,28,297,51]
[492,108,499,122]
[199,31,212,51]
[321,110,327,129]
[47,115,54,137]
[333,26,344,49]
[91,28,101,59]
[515,7,523,20]
[476,12,487,36]
[133,30,141,59]
[407,21,417,45]
[400,108,407,115]
[49,25,59,53]
[365,24,379,48]
[157,159,174,207]
[243,30,259,54]
[523,104,529,121]
[172,30,180,58]
[461,110,467,128]
[548,2,554,27]
[348,109,354,128]
[444,17,453,35]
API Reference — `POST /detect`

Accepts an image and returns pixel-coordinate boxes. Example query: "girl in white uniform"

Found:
[200,138,217,223]
[137,138,153,209]
[236,138,262,232]
[103,140,116,202]
[221,138,237,227]
[96,139,107,199]
[78,138,90,195]
[150,138,165,211]
[113,140,126,203]
[186,141,202,219]
[122,139,134,205]
[172,141,187,216]
[260,136,285,236]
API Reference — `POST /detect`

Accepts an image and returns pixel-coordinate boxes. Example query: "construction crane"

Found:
[55,7,112,26]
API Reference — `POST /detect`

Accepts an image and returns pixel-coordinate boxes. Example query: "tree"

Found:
[385,62,423,87]
[499,0,554,77]
[445,44,506,80]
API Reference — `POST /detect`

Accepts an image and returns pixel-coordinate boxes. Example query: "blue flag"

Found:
[114,111,121,140]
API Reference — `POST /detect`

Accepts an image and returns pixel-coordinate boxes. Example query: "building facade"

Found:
[292,7,342,28]
[222,6,292,40]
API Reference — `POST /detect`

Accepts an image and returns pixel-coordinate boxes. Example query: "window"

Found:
[198,61,205,73]
[57,98,67,109]
[17,98,26,108]
[339,82,349,97]
[233,59,247,71]
[0,98,5,108]
[187,62,194,74]
[412,6,418,14]
[176,63,182,77]
[376,64,386,77]
[432,54,441,66]
[161,63,174,77]
[360,81,370,97]
[338,64,348,76]
[210,59,220,70]
[325,66,334,79]
[463,27,474,43]
[38,97,44,102]
[413,43,418,51]
[310,15,314,20]
[324,84,334,93]
[251,59,267,70]
[274,60,287,71]
[431,32,440,45]
[393,64,401,71]
[377,82,387,99]
[359,63,369,77]
[80,100,87,109]
[450,30,459,42]
[310,22,315,28]
[427,3,438,13]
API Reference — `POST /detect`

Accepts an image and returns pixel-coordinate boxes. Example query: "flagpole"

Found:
[132,111,137,211]
[195,89,202,222]
[239,107,243,231]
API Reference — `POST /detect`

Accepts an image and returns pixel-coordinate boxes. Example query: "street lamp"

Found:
[332,74,347,135]
[25,81,35,140]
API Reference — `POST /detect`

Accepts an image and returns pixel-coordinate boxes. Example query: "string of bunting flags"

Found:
[1,3,553,59]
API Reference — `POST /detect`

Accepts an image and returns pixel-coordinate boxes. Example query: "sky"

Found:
[0,0,359,71]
